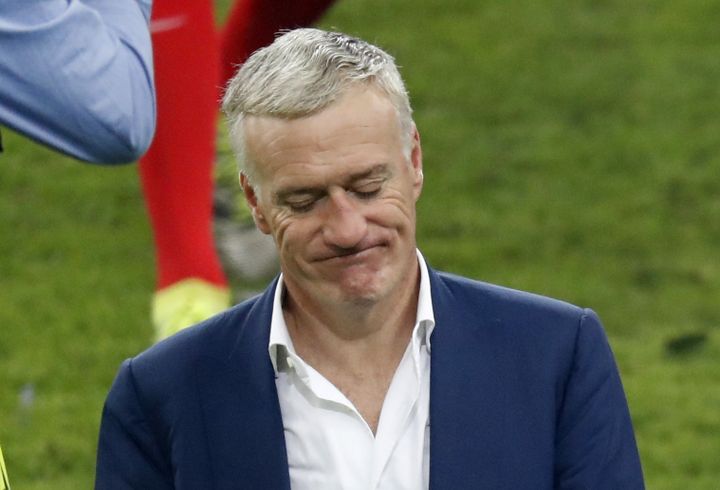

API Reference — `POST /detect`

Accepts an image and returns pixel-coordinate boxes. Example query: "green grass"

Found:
[2,0,719,488]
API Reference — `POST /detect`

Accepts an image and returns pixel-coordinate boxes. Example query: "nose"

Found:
[322,190,368,249]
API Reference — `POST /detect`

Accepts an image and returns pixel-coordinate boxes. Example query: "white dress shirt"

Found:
[269,251,436,490]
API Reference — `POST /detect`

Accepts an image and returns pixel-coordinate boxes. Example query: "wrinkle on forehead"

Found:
[244,87,406,193]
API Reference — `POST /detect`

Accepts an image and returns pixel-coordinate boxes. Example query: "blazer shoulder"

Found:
[433,269,586,320]
[428,268,602,362]
[121,290,271,406]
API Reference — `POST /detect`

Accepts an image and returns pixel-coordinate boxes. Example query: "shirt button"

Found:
[286,357,294,370]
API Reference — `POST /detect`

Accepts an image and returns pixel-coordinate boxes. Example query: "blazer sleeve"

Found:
[554,309,644,489]
[95,359,174,490]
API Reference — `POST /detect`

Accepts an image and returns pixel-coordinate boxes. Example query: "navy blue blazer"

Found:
[95,268,644,489]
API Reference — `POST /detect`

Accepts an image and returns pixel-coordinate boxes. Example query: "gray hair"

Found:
[222,28,414,183]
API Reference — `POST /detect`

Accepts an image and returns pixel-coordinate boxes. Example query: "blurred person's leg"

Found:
[220,0,338,84]
[141,0,229,341]
[141,0,338,342]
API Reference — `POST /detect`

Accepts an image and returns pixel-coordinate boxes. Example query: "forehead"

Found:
[243,87,405,190]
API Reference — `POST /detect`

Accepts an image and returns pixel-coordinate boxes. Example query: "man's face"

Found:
[241,86,423,309]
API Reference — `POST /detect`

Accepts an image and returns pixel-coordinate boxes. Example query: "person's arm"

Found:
[95,359,173,490]
[554,309,645,489]
[0,0,155,164]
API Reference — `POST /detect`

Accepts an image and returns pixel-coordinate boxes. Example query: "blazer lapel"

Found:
[428,269,517,489]
[196,279,291,489]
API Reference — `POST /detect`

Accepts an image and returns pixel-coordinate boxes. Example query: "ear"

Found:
[240,173,271,235]
[409,125,424,201]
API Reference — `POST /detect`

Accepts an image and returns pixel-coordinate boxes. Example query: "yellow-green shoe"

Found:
[152,278,231,342]
[0,445,10,490]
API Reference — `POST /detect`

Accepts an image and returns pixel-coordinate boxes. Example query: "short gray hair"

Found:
[222,28,414,183]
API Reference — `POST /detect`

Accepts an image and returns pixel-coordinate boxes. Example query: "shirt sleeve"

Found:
[0,0,156,164]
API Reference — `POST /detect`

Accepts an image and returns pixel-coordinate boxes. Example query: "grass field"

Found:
[1,0,719,488]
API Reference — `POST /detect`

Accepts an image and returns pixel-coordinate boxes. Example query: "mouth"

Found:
[316,243,387,263]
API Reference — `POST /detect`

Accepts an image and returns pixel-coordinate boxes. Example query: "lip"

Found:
[315,243,386,263]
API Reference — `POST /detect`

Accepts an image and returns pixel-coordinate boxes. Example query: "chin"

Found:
[335,275,388,304]
[343,294,379,308]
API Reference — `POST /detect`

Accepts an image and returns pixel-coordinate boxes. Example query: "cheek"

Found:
[373,189,417,227]
[271,214,315,256]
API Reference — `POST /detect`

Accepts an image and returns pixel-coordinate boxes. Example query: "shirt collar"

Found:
[268,249,436,375]
[414,249,436,352]
[268,278,294,374]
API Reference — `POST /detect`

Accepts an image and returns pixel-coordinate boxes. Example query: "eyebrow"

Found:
[274,163,391,203]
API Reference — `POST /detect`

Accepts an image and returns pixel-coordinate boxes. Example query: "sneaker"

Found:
[152,278,231,342]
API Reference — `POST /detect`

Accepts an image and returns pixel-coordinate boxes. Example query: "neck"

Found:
[281,261,421,433]
[282,262,420,373]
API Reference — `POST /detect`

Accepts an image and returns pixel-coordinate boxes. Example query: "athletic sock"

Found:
[140,0,227,291]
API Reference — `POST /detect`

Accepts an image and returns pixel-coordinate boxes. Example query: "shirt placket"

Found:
[369,336,424,490]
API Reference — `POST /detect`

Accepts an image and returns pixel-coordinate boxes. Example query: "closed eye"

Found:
[282,191,324,213]
[354,188,381,199]
[286,198,318,212]
[352,180,384,200]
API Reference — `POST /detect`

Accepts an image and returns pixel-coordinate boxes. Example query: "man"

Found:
[95,28,644,489]
[0,0,155,163]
